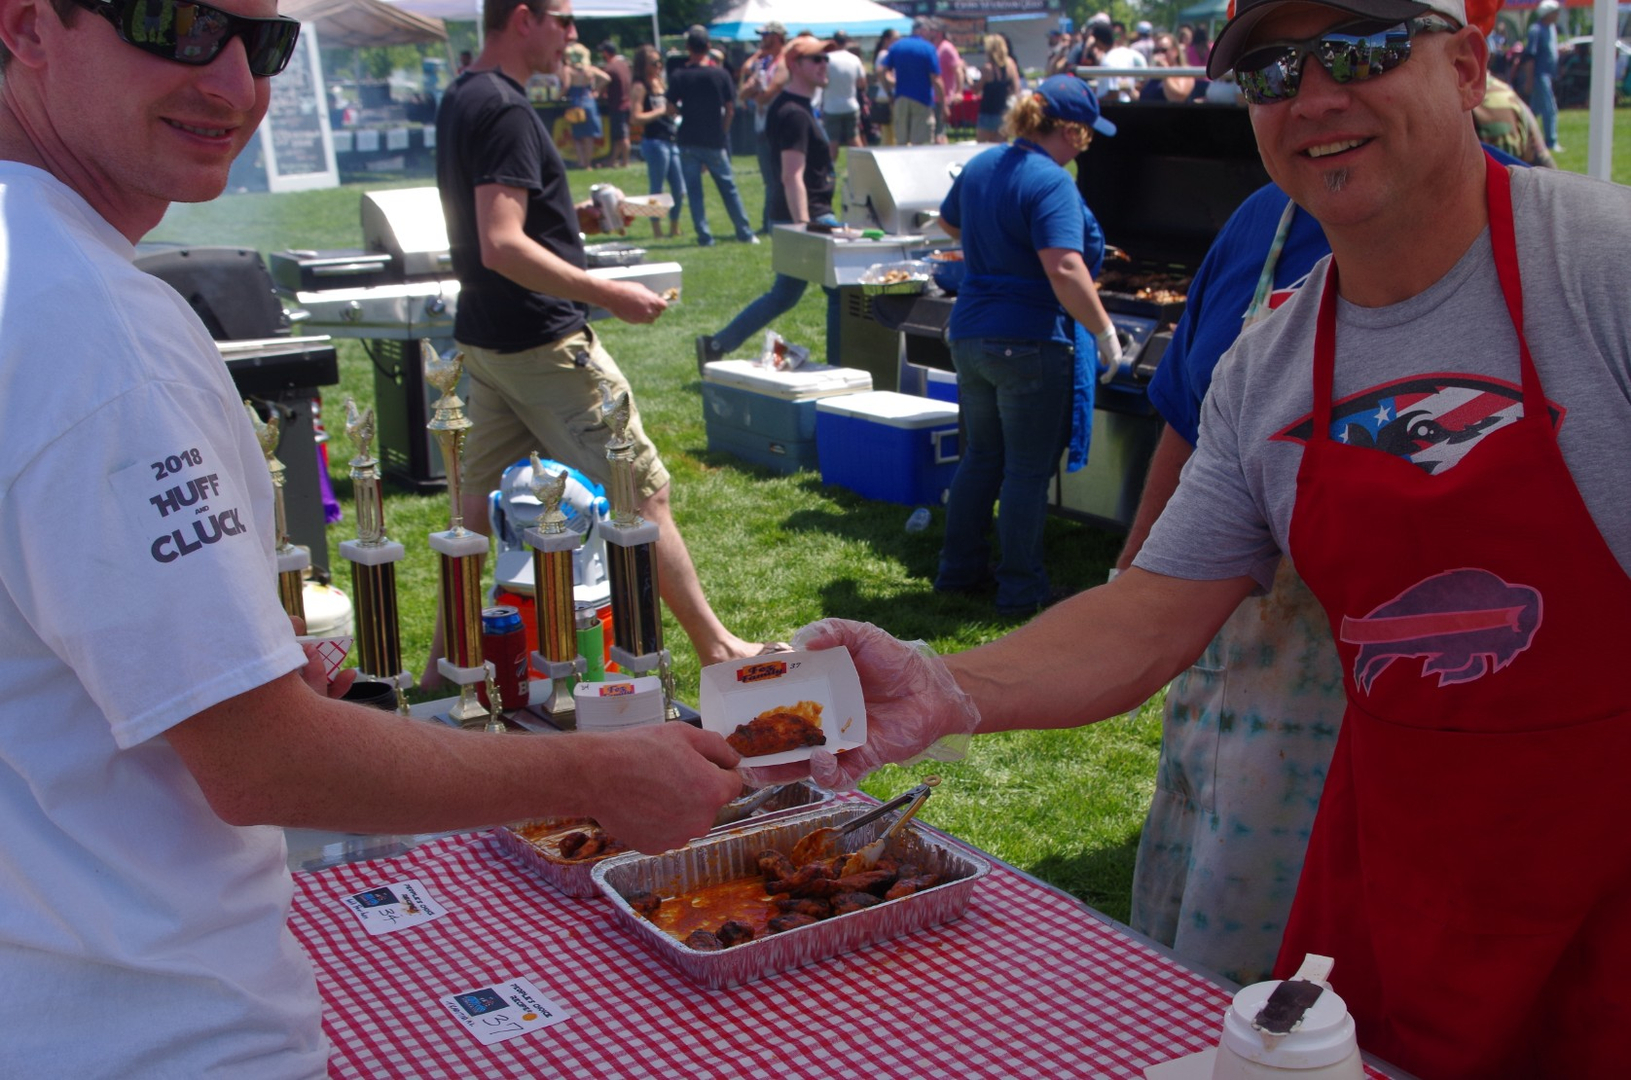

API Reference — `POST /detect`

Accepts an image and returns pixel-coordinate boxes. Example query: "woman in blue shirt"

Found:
[934,76,1122,616]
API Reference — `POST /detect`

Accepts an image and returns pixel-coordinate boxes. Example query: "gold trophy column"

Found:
[337,399,410,706]
[247,402,309,621]
[423,343,494,728]
[597,385,678,719]
[524,453,587,726]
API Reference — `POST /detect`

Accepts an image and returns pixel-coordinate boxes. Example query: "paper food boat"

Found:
[698,648,867,766]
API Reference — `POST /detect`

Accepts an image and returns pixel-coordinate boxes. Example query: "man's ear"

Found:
[1449,26,1490,112]
[0,0,53,71]
[507,0,536,38]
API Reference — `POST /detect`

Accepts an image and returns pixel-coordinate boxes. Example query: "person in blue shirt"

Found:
[934,76,1122,617]
[880,19,941,144]
[1520,0,1562,151]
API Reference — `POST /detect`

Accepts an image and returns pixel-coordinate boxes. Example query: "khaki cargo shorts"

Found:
[457,326,670,503]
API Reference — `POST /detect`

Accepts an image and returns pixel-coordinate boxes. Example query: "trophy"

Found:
[423,343,493,728]
[337,399,410,702]
[597,384,679,720]
[523,453,587,725]
[246,401,308,621]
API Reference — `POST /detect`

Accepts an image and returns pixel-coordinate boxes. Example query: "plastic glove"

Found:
[1095,325,1125,384]
[739,619,981,792]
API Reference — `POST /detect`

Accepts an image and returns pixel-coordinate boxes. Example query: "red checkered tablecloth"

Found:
[289,829,1386,1079]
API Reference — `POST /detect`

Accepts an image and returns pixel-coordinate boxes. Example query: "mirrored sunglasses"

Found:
[1234,15,1456,105]
[72,0,301,78]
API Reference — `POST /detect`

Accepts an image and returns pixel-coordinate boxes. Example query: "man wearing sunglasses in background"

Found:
[0,1,744,1073]
[757,1,1631,1074]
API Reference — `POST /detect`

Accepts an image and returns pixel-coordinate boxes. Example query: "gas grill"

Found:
[857,104,1271,530]
[269,187,683,488]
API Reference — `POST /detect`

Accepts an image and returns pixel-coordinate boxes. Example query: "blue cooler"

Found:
[702,360,872,474]
[816,391,961,506]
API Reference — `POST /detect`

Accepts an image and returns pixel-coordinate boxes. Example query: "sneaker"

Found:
[738,234,761,245]
[695,334,724,375]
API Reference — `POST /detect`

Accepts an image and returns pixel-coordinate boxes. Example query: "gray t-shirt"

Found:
[1136,166,1631,590]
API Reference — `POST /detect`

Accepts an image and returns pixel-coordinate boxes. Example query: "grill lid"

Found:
[842,145,986,239]
[360,187,453,279]
[1077,102,1271,272]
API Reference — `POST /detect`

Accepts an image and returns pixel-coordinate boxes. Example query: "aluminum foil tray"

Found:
[858,260,931,296]
[491,782,833,898]
[591,803,990,989]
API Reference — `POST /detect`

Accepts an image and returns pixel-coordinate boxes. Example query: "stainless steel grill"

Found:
[267,188,683,487]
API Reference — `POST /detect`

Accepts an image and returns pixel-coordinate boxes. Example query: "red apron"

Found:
[1278,154,1631,1078]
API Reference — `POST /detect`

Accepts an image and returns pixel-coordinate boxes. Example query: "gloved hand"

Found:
[739,619,982,791]
[1095,325,1125,384]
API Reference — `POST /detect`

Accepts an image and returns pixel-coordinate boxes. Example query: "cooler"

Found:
[701,360,873,474]
[816,391,960,506]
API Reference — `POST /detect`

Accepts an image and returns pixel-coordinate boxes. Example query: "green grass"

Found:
[150,113,1628,922]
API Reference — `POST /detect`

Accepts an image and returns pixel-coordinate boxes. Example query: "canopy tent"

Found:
[1177,0,1227,22]
[708,0,912,42]
[381,0,659,46]
[283,0,447,47]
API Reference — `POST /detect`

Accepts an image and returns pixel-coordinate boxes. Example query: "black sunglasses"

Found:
[544,9,575,29]
[72,0,301,78]
[1234,15,1455,105]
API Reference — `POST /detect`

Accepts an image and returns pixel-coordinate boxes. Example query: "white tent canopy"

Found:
[383,0,653,18]
[708,0,912,42]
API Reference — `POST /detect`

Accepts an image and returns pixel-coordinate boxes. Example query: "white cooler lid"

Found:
[815,390,959,428]
[702,359,873,400]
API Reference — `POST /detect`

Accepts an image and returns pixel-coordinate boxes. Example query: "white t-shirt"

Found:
[1098,45,1147,99]
[823,49,866,116]
[0,164,323,1078]
[1136,166,1631,589]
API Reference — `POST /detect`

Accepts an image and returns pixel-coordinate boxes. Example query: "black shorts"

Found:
[608,109,630,141]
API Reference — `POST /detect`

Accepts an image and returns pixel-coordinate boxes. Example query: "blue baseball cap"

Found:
[1034,75,1117,137]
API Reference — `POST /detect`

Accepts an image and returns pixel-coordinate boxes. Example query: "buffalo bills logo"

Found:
[1275,375,1562,475]
[1339,569,1542,694]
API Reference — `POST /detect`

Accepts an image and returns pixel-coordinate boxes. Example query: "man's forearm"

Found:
[949,569,1253,733]
[483,232,627,311]
[784,174,809,222]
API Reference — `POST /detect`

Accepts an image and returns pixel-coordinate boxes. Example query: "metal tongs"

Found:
[790,781,936,868]
[712,783,789,828]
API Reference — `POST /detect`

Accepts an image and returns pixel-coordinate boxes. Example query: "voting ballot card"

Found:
[440,978,571,1046]
[337,878,447,935]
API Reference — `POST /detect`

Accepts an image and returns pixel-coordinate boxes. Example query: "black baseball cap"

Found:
[1207,0,1464,79]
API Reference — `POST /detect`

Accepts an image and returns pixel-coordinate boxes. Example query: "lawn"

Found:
[150,108,1628,923]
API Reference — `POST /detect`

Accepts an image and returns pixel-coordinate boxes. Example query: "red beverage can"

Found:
[479,605,527,711]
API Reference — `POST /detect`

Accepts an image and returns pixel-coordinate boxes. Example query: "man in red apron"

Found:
[757,1,1631,1073]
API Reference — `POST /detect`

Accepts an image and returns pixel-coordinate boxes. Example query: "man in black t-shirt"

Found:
[667,25,756,246]
[434,0,781,673]
[697,35,840,368]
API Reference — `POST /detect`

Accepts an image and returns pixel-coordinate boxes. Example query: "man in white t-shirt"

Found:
[820,31,869,148]
[1095,23,1149,102]
[0,1,742,1074]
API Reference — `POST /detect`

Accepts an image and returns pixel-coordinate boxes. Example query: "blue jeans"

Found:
[936,337,1074,611]
[1530,73,1559,149]
[676,144,754,244]
[710,223,840,364]
[639,137,684,225]
[754,134,776,232]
